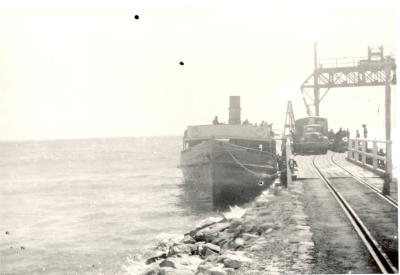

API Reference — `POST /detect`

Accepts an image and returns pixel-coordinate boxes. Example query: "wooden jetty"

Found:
[292,150,398,273]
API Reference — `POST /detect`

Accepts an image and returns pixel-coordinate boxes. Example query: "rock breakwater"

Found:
[140,181,315,275]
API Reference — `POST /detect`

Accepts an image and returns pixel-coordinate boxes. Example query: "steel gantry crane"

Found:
[301,44,396,117]
[300,44,396,179]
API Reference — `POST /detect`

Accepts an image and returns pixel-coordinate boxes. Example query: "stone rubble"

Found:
[141,181,315,275]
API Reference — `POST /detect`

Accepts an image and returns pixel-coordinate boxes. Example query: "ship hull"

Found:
[179,140,278,207]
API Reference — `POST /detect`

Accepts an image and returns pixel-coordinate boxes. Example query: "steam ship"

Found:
[179,96,279,207]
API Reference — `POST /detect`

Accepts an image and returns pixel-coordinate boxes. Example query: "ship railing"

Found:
[318,56,365,68]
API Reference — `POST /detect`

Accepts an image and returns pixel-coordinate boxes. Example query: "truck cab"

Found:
[293,117,329,155]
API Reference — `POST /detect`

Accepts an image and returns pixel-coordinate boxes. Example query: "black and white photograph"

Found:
[0,0,398,274]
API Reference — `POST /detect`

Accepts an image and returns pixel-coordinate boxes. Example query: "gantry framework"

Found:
[283,101,295,137]
[301,45,396,117]
[300,44,396,179]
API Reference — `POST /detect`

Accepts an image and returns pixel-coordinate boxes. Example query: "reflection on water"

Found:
[177,183,214,213]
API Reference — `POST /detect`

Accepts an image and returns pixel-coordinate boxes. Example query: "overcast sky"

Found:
[0,0,397,140]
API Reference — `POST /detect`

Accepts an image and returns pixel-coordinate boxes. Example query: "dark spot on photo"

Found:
[179,61,184,66]
[134,15,139,20]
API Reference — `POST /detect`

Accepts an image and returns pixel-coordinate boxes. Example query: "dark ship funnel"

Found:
[228,96,241,125]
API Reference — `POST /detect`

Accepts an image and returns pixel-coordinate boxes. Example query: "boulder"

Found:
[264,228,273,235]
[203,247,218,258]
[142,265,161,275]
[204,243,221,253]
[199,243,220,258]
[159,259,176,268]
[243,224,257,233]
[249,244,264,251]
[228,223,243,236]
[194,242,205,255]
[205,253,219,263]
[189,244,198,255]
[155,234,182,254]
[260,222,275,231]
[221,242,230,251]
[212,231,233,245]
[223,258,241,269]
[208,266,227,275]
[242,233,258,241]
[194,223,231,242]
[197,262,215,273]
[145,252,167,264]
[189,217,224,238]
[169,244,192,256]
[210,270,227,275]
[182,235,196,244]
[273,222,283,230]
[159,267,173,275]
[227,219,242,229]
[220,251,251,269]
[160,267,194,275]
[223,267,235,275]
[195,217,224,230]
[233,238,244,249]
[168,254,203,272]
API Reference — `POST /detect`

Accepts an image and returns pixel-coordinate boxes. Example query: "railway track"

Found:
[330,153,398,208]
[312,155,398,274]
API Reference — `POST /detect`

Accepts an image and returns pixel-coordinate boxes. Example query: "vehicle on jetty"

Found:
[179,96,279,207]
[292,116,329,155]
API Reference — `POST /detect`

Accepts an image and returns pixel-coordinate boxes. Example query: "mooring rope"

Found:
[225,142,277,157]
[222,143,273,179]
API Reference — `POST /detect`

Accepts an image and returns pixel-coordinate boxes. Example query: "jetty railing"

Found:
[346,138,392,177]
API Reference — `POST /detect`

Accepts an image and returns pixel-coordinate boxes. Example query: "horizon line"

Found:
[0,134,183,143]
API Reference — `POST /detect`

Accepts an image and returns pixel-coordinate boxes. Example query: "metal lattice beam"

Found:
[300,44,396,181]
[302,64,396,89]
[300,45,396,117]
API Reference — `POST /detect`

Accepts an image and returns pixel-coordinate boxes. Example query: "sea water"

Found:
[0,137,215,274]
[1,133,397,274]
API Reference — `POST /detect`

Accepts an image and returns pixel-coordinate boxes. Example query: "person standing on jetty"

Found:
[362,124,368,138]
[328,129,335,140]
[242,119,250,125]
[356,130,360,138]
[212,116,220,125]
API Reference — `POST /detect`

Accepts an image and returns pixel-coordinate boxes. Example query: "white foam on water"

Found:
[121,259,153,275]
[154,232,183,253]
[223,205,247,220]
